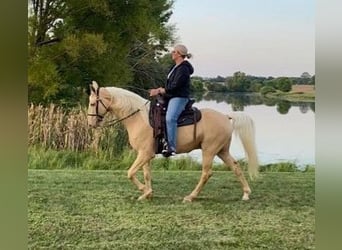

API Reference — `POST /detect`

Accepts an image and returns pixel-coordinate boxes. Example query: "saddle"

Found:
[149,96,202,154]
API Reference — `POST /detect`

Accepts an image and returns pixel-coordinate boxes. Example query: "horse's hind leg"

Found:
[183,152,214,203]
[217,150,251,201]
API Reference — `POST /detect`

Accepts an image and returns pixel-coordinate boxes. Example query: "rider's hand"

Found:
[149,88,163,96]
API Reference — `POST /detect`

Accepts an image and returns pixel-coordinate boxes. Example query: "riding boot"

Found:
[162,140,176,157]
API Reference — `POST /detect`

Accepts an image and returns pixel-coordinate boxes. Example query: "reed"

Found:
[28,103,129,154]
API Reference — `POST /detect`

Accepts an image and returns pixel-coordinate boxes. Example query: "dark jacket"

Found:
[165,60,194,99]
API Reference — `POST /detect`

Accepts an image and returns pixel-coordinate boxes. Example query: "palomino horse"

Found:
[87,81,259,202]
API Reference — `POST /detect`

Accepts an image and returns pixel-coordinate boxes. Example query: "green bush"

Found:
[260,162,301,172]
[276,77,292,92]
[260,86,276,95]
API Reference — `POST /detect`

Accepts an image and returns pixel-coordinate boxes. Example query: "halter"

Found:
[87,87,111,123]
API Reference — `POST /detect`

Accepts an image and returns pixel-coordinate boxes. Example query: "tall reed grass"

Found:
[28,103,128,155]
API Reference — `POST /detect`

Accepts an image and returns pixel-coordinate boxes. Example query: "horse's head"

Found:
[87,81,111,128]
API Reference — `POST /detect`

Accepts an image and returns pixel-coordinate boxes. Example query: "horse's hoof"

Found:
[183,196,193,203]
[137,191,153,201]
[137,195,147,201]
[242,194,250,201]
[145,192,153,199]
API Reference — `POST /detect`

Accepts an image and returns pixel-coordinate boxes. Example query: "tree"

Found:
[276,77,292,92]
[310,75,315,85]
[301,72,311,79]
[299,103,309,114]
[299,72,312,85]
[28,0,175,106]
[212,75,225,82]
[250,80,263,92]
[190,79,205,94]
[277,100,291,114]
[226,71,250,92]
[260,86,276,96]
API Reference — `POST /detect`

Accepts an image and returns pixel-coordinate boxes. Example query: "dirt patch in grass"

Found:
[291,85,315,94]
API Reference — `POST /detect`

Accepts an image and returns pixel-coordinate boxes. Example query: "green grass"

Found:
[28,147,315,172]
[28,170,315,249]
[265,90,315,102]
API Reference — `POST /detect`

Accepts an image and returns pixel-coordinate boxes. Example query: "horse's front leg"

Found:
[137,162,153,200]
[127,152,153,200]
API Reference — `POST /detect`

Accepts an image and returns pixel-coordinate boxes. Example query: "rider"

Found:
[149,44,194,156]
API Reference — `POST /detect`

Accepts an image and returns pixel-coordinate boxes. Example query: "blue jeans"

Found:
[165,97,189,151]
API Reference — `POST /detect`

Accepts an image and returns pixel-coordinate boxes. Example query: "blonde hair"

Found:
[174,44,193,59]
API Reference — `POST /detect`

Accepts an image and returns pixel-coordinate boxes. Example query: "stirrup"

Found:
[162,146,176,157]
[161,139,169,153]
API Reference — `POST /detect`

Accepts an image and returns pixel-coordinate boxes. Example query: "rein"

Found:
[103,100,150,127]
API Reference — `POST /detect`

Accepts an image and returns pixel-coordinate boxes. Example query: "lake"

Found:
[180,92,315,166]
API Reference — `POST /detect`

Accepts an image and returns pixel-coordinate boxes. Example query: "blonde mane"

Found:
[104,87,150,122]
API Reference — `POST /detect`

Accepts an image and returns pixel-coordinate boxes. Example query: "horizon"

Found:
[191,72,314,79]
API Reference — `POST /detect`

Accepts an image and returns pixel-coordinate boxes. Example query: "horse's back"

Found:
[200,108,231,123]
[198,108,233,135]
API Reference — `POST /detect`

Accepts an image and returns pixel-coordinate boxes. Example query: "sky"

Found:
[168,0,315,78]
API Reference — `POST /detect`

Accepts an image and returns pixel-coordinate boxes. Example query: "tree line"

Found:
[192,71,315,95]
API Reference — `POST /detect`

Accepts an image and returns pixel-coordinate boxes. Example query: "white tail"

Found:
[229,112,259,179]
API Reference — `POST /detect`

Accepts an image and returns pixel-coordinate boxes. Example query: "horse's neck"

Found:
[105,87,150,128]
[111,106,151,141]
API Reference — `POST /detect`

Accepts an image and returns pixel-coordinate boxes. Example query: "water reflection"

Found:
[193,92,315,114]
[187,92,315,165]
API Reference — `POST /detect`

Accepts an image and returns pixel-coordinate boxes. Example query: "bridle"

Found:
[87,87,111,123]
[87,87,150,127]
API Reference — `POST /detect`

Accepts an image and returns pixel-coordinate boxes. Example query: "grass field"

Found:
[265,84,315,102]
[28,170,315,249]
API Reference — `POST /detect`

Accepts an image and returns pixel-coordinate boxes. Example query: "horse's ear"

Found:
[89,80,99,94]
[92,80,99,90]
